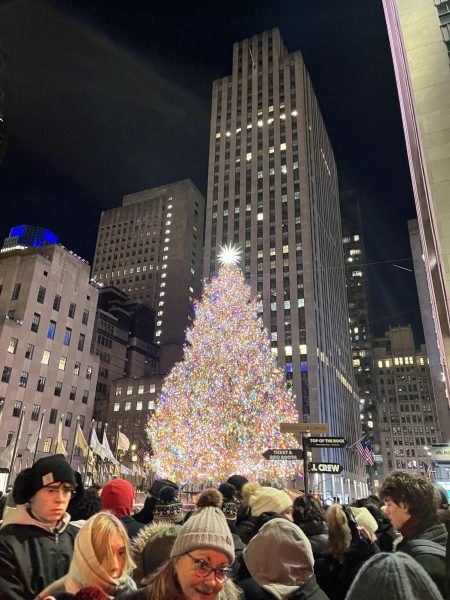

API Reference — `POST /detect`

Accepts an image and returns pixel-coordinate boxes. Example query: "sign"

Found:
[308,462,343,474]
[263,448,303,461]
[430,446,450,461]
[306,437,347,448]
[280,422,329,434]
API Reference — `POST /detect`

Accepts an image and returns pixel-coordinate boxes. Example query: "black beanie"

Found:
[13,454,77,504]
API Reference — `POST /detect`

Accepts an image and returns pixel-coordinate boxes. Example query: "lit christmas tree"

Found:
[147,245,300,483]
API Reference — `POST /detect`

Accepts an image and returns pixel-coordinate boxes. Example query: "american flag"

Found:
[355,438,375,465]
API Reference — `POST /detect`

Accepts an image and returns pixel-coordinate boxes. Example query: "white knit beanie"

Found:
[170,506,235,563]
[350,507,378,539]
[243,482,293,517]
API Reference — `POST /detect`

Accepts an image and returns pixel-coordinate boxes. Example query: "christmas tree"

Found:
[147,246,299,483]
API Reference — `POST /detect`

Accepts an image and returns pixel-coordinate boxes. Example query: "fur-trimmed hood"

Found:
[131,521,182,584]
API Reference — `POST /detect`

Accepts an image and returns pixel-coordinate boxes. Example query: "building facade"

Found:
[374,324,442,475]
[341,192,383,490]
[0,242,99,479]
[92,179,205,374]
[203,28,365,495]
[383,0,450,402]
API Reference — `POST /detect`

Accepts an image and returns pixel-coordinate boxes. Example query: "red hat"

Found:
[101,479,134,517]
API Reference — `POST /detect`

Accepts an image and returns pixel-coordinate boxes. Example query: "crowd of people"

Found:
[0,454,449,599]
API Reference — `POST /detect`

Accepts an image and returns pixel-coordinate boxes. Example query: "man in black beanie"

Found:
[0,454,81,600]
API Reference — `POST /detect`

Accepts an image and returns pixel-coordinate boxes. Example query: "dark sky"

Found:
[0,0,423,342]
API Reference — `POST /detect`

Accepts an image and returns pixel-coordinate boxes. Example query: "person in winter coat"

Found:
[241,517,329,600]
[293,495,329,558]
[133,479,179,525]
[0,454,81,600]
[380,470,448,597]
[119,493,241,600]
[344,551,443,600]
[101,479,144,540]
[351,498,396,552]
[38,512,137,599]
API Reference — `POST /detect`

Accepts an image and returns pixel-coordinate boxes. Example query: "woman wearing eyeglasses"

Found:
[0,455,81,600]
[120,490,241,600]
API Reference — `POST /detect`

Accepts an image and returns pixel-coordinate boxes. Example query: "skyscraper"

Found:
[203,28,365,495]
[92,179,205,374]
[383,0,450,399]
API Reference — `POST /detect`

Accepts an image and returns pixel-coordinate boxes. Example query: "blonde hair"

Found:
[326,504,351,558]
[89,511,136,577]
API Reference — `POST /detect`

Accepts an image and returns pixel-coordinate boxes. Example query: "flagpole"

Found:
[54,415,64,453]
[32,409,46,465]
[115,425,121,461]
[70,416,79,466]
[347,434,368,450]
[6,408,25,489]
[83,419,95,485]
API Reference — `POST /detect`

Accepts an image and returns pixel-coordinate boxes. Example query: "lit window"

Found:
[226,131,231,137]
[298,299,305,308]
[114,403,120,412]
[136,400,143,411]
[257,120,263,127]
[149,384,156,393]
[280,143,286,151]
[7,338,18,354]
[246,152,252,161]
[148,400,155,410]
[291,110,298,117]
[58,356,67,371]
[257,213,263,221]
[156,330,162,337]
[300,344,307,354]
[215,132,221,138]
[125,401,131,411]
[127,386,133,395]
[116,387,122,396]
[285,346,293,356]
[138,385,144,394]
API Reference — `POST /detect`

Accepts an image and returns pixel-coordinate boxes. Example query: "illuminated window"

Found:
[125,401,131,411]
[114,403,120,412]
[7,338,18,354]
[127,385,133,395]
[138,385,144,394]
[58,356,67,371]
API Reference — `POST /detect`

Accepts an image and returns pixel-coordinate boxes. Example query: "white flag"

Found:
[74,422,89,457]
[56,420,68,457]
[0,436,15,467]
[117,430,130,452]
[90,428,107,460]
[26,428,39,453]
[102,431,119,465]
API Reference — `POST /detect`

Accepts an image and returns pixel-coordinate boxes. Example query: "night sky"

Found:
[0,0,423,342]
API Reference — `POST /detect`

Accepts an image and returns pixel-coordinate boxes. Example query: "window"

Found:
[114,402,120,412]
[82,309,89,325]
[31,313,40,333]
[115,387,122,396]
[148,400,155,410]
[31,404,40,421]
[79,415,85,428]
[138,385,144,395]
[65,412,73,427]
[11,283,21,300]
[58,356,67,371]
[7,338,18,354]
[12,400,23,417]
[74,362,81,375]
[62,327,72,347]
[69,386,77,400]
[78,334,85,351]
[86,366,92,380]
[136,400,143,411]
[37,286,46,303]
[1,366,12,383]
[127,385,133,395]
[68,303,76,318]
[41,350,51,365]
[36,376,46,392]
[82,390,89,404]
[49,408,57,424]
[6,432,14,445]
[25,344,35,360]
[149,384,156,393]
[53,294,61,311]
[125,401,131,411]
[54,382,62,397]
[19,371,29,388]
[48,320,56,340]
[43,437,52,453]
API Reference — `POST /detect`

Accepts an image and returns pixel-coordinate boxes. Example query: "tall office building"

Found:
[383,0,450,399]
[92,179,205,374]
[374,325,442,476]
[341,192,383,490]
[203,28,365,496]
[0,239,99,482]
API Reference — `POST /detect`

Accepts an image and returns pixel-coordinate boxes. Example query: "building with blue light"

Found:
[1,225,58,254]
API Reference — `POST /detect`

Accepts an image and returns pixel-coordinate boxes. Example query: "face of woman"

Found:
[103,531,126,578]
[175,550,230,600]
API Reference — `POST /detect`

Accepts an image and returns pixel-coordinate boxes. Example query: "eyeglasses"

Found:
[43,484,76,496]
[186,553,233,582]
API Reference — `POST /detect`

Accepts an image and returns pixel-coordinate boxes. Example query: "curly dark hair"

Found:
[69,487,102,521]
[379,471,437,523]
[293,494,327,526]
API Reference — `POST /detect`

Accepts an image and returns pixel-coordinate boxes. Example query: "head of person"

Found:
[379,471,437,531]
[69,487,102,522]
[226,474,248,504]
[244,518,314,595]
[218,483,240,526]
[153,486,184,524]
[326,504,351,557]
[132,521,182,583]
[13,454,79,528]
[143,491,235,600]
[242,482,293,521]
[345,551,443,600]
[101,479,134,517]
[293,494,327,527]
[350,506,378,541]
[72,512,135,585]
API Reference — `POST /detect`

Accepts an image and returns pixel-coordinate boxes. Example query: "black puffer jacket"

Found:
[0,505,77,600]
[299,520,329,558]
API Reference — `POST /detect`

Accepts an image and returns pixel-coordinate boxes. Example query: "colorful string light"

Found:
[147,265,300,483]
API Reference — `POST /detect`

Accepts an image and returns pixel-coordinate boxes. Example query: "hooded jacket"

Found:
[37,515,136,599]
[101,480,144,540]
[0,504,77,600]
[130,521,182,584]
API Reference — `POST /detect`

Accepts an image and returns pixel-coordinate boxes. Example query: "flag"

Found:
[102,430,119,465]
[365,441,375,466]
[90,428,107,460]
[0,436,15,467]
[117,430,130,452]
[355,438,375,465]
[56,419,68,457]
[26,428,39,453]
[75,421,89,457]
